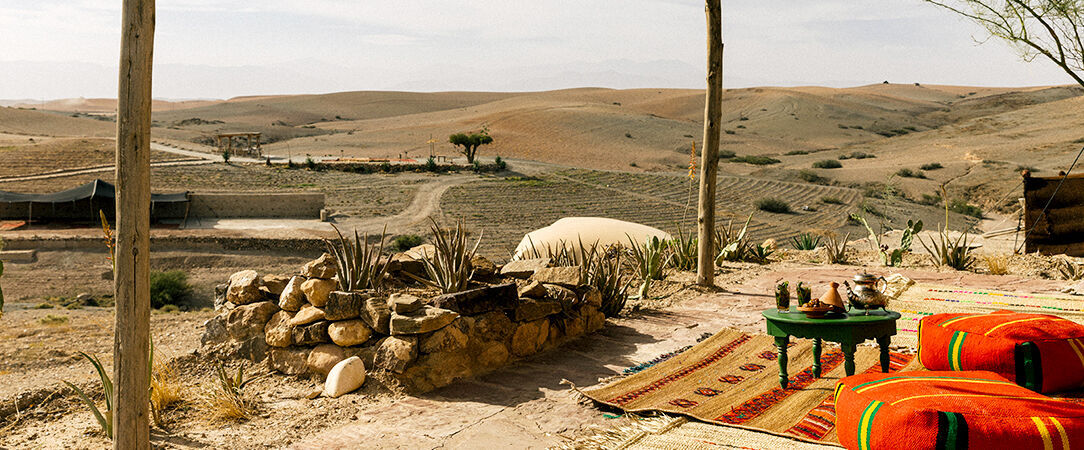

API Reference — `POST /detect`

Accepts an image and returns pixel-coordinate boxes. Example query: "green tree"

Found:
[449,128,493,164]
[924,0,1084,87]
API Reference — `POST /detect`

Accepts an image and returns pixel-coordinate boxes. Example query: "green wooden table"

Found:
[762,308,900,388]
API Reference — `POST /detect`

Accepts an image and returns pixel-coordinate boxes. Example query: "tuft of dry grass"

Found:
[201,363,258,422]
[983,254,1010,275]
[39,314,69,326]
[150,356,184,427]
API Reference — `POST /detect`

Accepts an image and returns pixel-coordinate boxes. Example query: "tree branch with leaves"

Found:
[924,0,1084,87]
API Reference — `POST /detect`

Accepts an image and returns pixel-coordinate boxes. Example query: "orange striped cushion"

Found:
[835,371,1084,450]
[919,310,1084,393]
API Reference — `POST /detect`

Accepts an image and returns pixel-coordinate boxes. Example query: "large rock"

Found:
[530,266,583,287]
[471,311,516,342]
[545,284,579,307]
[301,253,337,279]
[390,306,459,335]
[391,253,426,277]
[374,336,417,373]
[359,296,392,334]
[514,298,562,322]
[578,286,603,308]
[328,320,373,347]
[264,310,297,347]
[586,308,606,333]
[477,341,510,368]
[323,356,366,398]
[200,314,229,346]
[389,293,424,314]
[278,276,307,311]
[325,291,365,321]
[404,244,436,261]
[402,350,472,392]
[226,301,280,340]
[292,321,331,345]
[470,255,497,278]
[518,281,548,299]
[290,304,326,326]
[431,283,518,316]
[500,258,550,278]
[510,319,550,356]
[419,323,469,354]
[269,347,312,376]
[307,344,346,377]
[261,274,291,296]
[213,283,230,311]
[301,278,336,308]
[226,270,263,305]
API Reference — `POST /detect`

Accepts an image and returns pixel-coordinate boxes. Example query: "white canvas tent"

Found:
[511,217,672,260]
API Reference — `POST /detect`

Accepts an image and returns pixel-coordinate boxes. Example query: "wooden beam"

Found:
[114,0,154,448]
[697,0,724,286]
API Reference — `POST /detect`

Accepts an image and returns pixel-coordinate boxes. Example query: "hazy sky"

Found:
[0,0,1074,99]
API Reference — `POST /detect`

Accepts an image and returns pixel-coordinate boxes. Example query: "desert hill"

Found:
[0,106,114,137]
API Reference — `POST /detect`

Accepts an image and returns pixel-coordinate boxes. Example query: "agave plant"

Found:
[920,226,975,271]
[205,361,260,420]
[592,249,633,317]
[64,352,114,438]
[715,214,754,263]
[791,232,821,250]
[822,231,851,264]
[325,224,393,292]
[628,235,670,299]
[406,219,482,294]
[667,227,698,271]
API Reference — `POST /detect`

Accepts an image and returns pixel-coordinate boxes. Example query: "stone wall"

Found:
[186,192,324,219]
[200,252,606,393]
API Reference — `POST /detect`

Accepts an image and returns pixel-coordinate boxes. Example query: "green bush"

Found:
[149,270,193,309]
[896,168,926,178]
[838,152,875,160]
[919,193,942,206]
[920,162,943,170]
[755,197,792,213]
[305,157,317,170]
[812,159,842,169]
[785,150,810,155]
[732,155,780,165]
[725,130,736,135]
[495,156,507,170]
[394,234,425,251]
[821,196,844,205]
[718,150,736,159]
[950,199,983,218]
[798,170,831,185]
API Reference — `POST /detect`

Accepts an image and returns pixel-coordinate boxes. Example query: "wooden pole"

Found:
[696,0,724,286]
[114,0,154,448]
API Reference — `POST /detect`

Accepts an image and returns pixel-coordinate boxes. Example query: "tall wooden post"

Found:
[696,0,724,286]
[114,0,154,448]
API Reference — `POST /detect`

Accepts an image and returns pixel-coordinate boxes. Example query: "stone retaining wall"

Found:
[200,252,606,393]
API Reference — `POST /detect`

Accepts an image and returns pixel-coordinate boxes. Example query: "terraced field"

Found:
[0,137,187,179]
[441,169,864,260]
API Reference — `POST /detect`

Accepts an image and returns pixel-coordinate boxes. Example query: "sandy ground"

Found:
[1,247,1076,449]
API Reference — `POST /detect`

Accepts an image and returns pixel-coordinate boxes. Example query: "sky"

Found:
[0,0,1074,100]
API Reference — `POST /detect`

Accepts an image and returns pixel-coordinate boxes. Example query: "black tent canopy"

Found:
[0,179,188,222]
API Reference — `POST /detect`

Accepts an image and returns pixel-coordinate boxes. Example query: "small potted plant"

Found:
[775,281,791,313]
[796,282,812,306]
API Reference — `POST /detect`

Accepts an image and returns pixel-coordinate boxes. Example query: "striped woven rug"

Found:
[581,328,918,445]
[891,284,1084,348]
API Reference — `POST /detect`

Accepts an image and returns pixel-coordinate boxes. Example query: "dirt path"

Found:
[338,174,477,234]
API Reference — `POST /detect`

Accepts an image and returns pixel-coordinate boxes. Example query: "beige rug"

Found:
[580,328,917,445]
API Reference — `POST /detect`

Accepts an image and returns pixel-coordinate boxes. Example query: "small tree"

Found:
[449,128,493,164]
[924,0,1084,88]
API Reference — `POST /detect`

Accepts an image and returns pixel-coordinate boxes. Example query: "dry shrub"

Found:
[201,363,258,422]
[150,357,184,426]
[983,254,1010,275]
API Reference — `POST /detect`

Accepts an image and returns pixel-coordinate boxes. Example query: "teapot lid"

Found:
[854,272,877,282]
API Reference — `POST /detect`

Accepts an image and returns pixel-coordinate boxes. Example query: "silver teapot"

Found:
[843,273,889,314]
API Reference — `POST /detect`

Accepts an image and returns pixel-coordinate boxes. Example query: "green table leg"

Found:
[775,336,789,389]
[877,336,891,373]
[812,338,822,378]
[842,341,857,376]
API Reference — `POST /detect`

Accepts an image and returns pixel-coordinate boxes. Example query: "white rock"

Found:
[322,356,366,398]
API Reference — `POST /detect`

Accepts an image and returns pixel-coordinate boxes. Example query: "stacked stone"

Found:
[201,254,606,393]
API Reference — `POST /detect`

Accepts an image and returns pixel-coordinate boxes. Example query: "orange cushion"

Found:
[919,310,1084,393]
[835,371,1084,450]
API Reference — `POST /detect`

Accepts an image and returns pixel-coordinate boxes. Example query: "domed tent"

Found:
[512,217,672,261]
